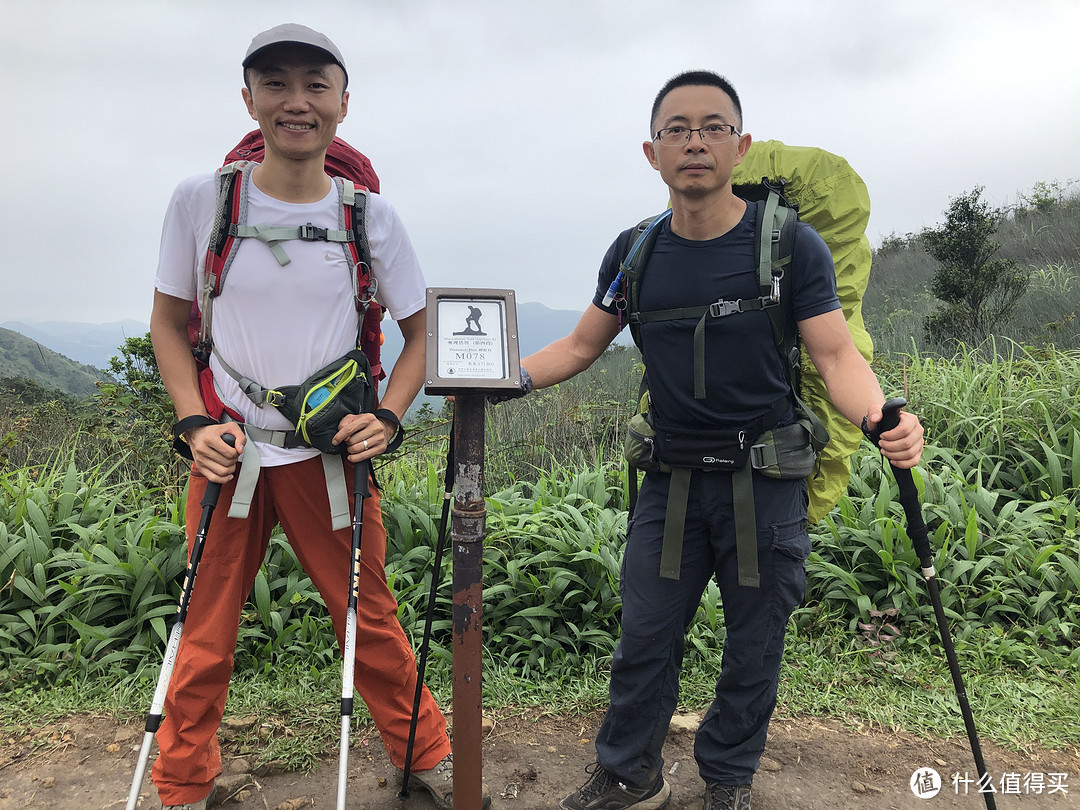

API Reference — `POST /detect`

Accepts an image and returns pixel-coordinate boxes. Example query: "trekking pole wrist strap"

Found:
[172,414,219,460]
[374,408,405,452]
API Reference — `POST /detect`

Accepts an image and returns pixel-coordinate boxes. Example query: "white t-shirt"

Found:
[155,172,427,466]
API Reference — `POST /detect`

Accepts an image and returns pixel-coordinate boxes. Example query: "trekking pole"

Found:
[399,424,455,799]
[870,399,997,810]
[337,457,371,810]
[126,433,235,810]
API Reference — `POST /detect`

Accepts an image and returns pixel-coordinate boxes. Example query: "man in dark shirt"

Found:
[520,70,924,810]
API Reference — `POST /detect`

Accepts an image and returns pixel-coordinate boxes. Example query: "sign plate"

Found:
[425,288,522,395]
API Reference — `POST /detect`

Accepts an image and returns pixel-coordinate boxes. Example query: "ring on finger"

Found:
[363,438,369,450]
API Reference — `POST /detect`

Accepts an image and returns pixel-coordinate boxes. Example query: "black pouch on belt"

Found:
[272,348,375,455]
[647,400,787,585]
[654,423,756,471]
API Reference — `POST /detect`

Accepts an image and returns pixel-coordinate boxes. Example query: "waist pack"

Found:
[625,411,754,472]
[209,347,376,532]
[271,348,375,455]
[625,398,810,478]
[749,419,821,480]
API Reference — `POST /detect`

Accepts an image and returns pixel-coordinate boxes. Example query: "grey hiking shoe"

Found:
[558,763,670,810]
[403,753,491,810]
[704,782,752,810]
[163,784,216,810]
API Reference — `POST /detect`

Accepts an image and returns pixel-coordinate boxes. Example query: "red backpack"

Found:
[224,129,381,192]
[188,130,386,416]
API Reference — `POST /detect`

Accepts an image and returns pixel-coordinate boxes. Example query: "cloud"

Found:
[2,0,1078,324]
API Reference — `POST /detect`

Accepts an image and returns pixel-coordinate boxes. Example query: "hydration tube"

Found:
[601,209,673,307]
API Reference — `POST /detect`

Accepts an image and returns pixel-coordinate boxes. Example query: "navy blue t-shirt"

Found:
[593,201,840,430]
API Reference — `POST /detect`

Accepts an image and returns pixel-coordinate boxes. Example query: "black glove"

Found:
[487,366,534,404]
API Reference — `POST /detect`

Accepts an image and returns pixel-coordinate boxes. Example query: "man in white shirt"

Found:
[149,23,477,810]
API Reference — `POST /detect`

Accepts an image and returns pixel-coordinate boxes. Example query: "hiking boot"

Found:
[558,763,670,810]
[703,782,752,810]
[163,784,216,810]
[403,753,491,810]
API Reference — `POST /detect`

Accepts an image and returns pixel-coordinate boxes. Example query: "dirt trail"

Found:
[1,710,1076,809]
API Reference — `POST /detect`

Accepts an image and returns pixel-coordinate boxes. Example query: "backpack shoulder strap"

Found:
[205,161,251,296]
[620,209,672,350]
[338,180,386,393]
[337,179,372,310]
[196,161,253,361]
[756,186,798,355]
[756,183,829,451]
[627,199,789,401]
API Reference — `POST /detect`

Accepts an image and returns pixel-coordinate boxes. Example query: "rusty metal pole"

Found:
[451,395,485,810]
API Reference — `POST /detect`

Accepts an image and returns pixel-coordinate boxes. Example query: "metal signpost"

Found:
[425,288,522,809]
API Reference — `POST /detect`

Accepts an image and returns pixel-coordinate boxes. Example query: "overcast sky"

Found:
[3,0,1078,327]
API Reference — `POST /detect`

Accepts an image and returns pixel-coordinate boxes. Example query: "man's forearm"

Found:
[521,305,621,390]
[820,357,886,427]
[150,297,206,421]
[378,338,423,420]
[521,336,600,390]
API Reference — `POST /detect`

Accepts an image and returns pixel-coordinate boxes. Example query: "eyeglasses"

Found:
[653,123,740,146]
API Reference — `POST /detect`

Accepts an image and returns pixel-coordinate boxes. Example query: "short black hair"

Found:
[650,70,743,135]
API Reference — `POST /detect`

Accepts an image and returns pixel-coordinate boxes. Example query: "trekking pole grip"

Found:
[201,433,236,508]
[875,396,907,436]
[867,397,934,565]
[354,456,371,499]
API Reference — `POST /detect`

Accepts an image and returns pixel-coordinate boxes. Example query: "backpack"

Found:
[619,139,873,582]
[732,139,874,524]
[187,130,387,413]
[183,131,390,530]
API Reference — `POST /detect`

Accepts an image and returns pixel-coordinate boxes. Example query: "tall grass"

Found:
[481,344,641,487]
[4,348,1077,681]
[875,340,1080,502]
[2,348,1078,751]
[0,457,188,682]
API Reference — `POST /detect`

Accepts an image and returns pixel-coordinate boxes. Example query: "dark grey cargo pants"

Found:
[594,467,811,786]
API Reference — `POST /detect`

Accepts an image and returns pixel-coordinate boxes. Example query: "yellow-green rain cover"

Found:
[732,139,874,523]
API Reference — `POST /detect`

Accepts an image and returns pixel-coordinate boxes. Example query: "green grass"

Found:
[2,347,1079,769]
[775,629,1080,753]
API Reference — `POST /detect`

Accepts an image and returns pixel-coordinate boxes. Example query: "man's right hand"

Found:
[187,425,245,483]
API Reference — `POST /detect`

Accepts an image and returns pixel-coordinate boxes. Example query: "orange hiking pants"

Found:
[152,456,450,806]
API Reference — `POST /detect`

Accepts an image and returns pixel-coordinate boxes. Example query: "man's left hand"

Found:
[334,412,394,463]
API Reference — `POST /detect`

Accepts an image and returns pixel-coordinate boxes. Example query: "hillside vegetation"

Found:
[1,181,1078,766]
[0,328,105,397]
[2,342,1078,760]
[866,181,1080,355]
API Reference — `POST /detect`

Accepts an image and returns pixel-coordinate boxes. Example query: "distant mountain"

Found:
[381,300,632,415]
[2,303,629,411]
[1,319,150,370]
[0,327,107,398]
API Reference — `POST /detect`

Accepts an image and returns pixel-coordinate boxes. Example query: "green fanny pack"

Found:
[272,348,375,455]
[748,419,822,480]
